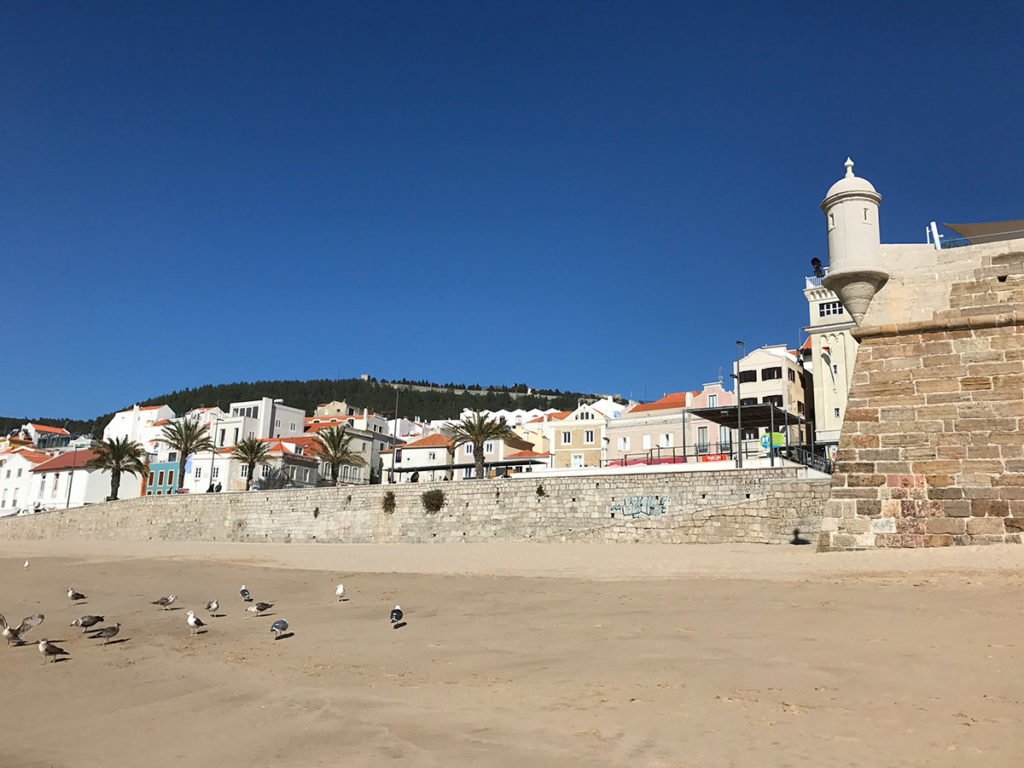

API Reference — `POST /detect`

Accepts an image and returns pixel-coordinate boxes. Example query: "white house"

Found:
[103,404,176,447]
[28,449,114,509]
[0,447,54,514]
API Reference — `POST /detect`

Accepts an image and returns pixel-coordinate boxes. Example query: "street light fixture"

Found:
[735,340,745,469]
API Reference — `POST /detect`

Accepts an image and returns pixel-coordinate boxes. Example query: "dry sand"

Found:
[2,540,1023,768]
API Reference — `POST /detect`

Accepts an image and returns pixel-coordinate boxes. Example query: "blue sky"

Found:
[2,1,1022,418]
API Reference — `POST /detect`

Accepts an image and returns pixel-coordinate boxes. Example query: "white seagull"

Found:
[240,585,252,602]
[151,594,177,611]
[335,584,345,601]
[245,602,273,618]
[23,560,29,569]
[270,618,288,639]
[186,610,206,636]
[67,587,87,601]
[1,613,44,646]
[206,600,219,615]
[38,639,69,664]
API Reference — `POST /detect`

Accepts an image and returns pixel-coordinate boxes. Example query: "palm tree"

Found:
[86,436,150,501]
[446,412,517,480]
[231,437,272,491]
[157,419,214,491]
[311,425,366,485]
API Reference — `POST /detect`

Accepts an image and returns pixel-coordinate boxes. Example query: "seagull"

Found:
[239,585,252,602]
[335,584,345,601]
[390,605,403,626]
[70,615,104,631]
[67,587,87,601]
[1,614,44,646]
[23,560,29,569]
[38,639,68,664]
[245,602,273,617]
[151,594,177,611]
[269,619,288,639]
[206,600,219,615]
[186,610,205,636]
[92,623,121,644]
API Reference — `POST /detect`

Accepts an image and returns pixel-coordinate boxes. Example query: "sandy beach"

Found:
[2,540,1022,767]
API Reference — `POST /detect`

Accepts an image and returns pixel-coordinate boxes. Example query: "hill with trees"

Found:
[2,377,597,438]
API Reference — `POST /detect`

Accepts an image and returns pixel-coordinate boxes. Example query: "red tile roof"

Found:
[627,392,693,414]
[3,448,54,465]
[138,405,168,411]
[153,419,171,427]
[400,433,453,449]
[28,423,70,435]
[525,411,572,424]
[505,449,548,459]
[31,449,99,472]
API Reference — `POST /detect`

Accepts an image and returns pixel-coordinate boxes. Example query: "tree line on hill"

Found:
[1,377,590,439]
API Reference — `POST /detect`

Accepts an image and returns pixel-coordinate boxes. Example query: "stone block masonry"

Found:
[821,239,1024,549]
[0,468,829,546]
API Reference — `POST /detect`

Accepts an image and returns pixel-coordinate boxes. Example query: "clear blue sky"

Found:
[3,1,1021,418]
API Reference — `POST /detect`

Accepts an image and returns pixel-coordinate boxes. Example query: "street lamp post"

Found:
[735,340,745,469]
[65,444,79,509]
[208,417,221,491]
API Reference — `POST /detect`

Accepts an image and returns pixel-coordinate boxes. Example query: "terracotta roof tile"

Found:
[628,392,692,414]
[31,449,99,472]
[28,423,70,435]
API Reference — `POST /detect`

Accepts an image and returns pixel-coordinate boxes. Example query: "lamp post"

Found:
[65,444,78,509]
[208,417,221,491]
[735,340,745,469]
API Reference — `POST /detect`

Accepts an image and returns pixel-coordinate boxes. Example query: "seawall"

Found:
[0,467,829,546]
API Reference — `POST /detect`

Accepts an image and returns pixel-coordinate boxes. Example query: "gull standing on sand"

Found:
[38,639,68,663]
[1,614,44,646]
[151,594,177,610]
[71,615,104,631]
[67,587,87,601]
[186,611,206,636]
[335,584,345,601]
[206,600,219,615]
[239,585,252,602]
[245,602,273,617]
[390,605,403,626]
[23,560,29,569]
[270,619,288,639]
[92,623,121,644]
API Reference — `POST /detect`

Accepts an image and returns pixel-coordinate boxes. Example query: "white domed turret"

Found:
[820,158,888,325]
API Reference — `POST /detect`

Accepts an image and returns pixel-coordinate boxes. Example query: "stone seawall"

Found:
[0,468,828,546]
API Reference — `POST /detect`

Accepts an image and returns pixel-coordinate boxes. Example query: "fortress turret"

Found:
[820,158,888,325]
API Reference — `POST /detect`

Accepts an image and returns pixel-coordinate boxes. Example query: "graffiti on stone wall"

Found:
[610,495,669,519]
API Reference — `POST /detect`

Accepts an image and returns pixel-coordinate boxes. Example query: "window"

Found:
[212,467,220,479]
[484,442,494,454]
[642,435,651,450]
[240,465,249,478]
[233,428,239,444]
[579,411,592,420]
[819,301,843,317]
[157,471,164,486]
[195,466,202,479]
[697,426,709,453]
[719,425,732,450]
[248,431,255,439]
[584,430,594,444]
[788,369,796,382]
[761,367,782,381]
[51,473,59,497]
[834,407,841,418]
[275,419,281,428]
[571,454,584,468]
[168,452,177,462]
[833,364,839,375]
[740,397,758,406]
[428,452,436,460]
[465,444,473,456]
[708,394,718,407]
[219,429,226,446]
[16,469,22,478]
[290,422,296,431]
[762,395,783,407]
[352,467,360,481]
[617,436,631,451]
[738,370,757,383]
[149,472,155,484]
[797,402,805,415]
[659,433,673,448]
[167,470,175,487]
[343,466,350,481]
[262,465,271,477]
[562,431,571,445]
[743,428,758,440]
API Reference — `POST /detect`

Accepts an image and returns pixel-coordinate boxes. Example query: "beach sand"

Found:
[1,540,1023,767]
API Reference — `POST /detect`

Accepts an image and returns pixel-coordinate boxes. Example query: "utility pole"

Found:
[736,340,745,469]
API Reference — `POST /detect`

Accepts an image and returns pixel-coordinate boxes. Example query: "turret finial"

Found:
[844,157,855,178]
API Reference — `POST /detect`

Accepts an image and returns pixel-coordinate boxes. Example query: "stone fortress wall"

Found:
[0,468,828,546]
[821,238,1024,549]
